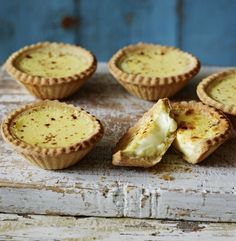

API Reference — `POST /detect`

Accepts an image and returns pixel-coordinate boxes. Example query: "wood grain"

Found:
[77,0,178,61]
[0,64,235,221]
[181,0,236,66]
[0,0,75,64]
[1,0,236,65]
[0,213,236,240]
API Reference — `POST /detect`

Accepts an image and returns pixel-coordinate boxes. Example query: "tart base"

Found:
[21,147,92,170]
[112,151,162,168]
[118,80,187,101]
[21,77,89,100]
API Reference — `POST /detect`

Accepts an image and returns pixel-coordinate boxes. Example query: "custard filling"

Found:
[123,99,177,157]
[208,75,236,105]
[118,47,192,77]
[173,107,220,159]
[14,46,90,78]
[11,106,95,148]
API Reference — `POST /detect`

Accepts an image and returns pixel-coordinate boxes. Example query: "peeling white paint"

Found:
[0,214,236,241]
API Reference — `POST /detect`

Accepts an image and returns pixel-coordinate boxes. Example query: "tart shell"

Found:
[197,69,236,115]
[1,100,104,170]
[5,42,97,100]
[108,43,201,101]
[171,101,232,164]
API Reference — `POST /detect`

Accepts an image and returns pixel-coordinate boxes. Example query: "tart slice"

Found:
[112,98,177,167]
[5,42,97,99]
[109,43,200,101]
[172,101,232,164]
[1,100,103,170]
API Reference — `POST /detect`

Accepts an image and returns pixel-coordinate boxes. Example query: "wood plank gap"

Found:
[176,0,184,48]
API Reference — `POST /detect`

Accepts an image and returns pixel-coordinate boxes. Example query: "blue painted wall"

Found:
[0,0,235,65]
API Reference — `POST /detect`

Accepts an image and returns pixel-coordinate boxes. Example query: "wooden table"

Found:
[0,63,236,240]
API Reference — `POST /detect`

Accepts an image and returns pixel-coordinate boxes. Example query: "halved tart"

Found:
[1,100,103,169]
[5,42,97,99]
[172,101,232,164]
[112,98,177,167]
[197,69,236,116]
[109,43,200,101]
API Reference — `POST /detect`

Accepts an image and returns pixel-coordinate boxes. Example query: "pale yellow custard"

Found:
[118,47,192,77]
[14,46,90,78]
[174,109,219,142]
[123,99,177,158]
[11,105,95,148]
[173,104,221,162]
[208,75,236,105]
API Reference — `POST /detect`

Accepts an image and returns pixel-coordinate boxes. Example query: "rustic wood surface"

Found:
[0,63,235,221]
[0,213,236,241]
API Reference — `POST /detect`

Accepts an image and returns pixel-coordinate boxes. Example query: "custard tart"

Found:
[172,101,232,164]
[197,69,236,115]
[109,43,200,101]
[1,100,103,169]
[112,98,177,167]
[5,42,97,99]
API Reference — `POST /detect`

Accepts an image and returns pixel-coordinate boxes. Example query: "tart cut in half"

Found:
[112,98,177,168]
[172,101,232,164]
[1,100,103,170]
[197,69,236,116]
[109,43,200,101]
[5,42,97,100]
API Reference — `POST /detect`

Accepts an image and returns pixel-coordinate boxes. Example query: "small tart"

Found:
[5,42,97,99]
[1,100,103,170]
[197,69,236,115]
[109,43,200,101]
[112,98,177,168]
[172,101,232,164]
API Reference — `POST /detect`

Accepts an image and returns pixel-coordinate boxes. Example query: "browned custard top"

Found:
[14,45,90,78]
[11,105,95,148]
[118,46,192,77]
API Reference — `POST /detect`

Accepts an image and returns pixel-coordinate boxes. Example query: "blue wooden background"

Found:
[0,0,236,66]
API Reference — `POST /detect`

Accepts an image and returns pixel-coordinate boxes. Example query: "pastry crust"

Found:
[1,100,104,170]
[5,42,97,99]
[108,43,200,101]
[112,98,177,168]
[197,69,236,115]
[172,101,232,164]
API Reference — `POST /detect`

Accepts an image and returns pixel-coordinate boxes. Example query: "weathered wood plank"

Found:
[0,214,235,241]
[77,0,178,61]
[181,0,236,66]
[0,64,235,221]
[1,0,236,65]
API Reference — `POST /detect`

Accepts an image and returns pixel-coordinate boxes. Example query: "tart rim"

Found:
[197,68,236,115]
[5,42,97,86]
[108,42,201,87]
[1,100,104,157]
[171,100,232,163]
